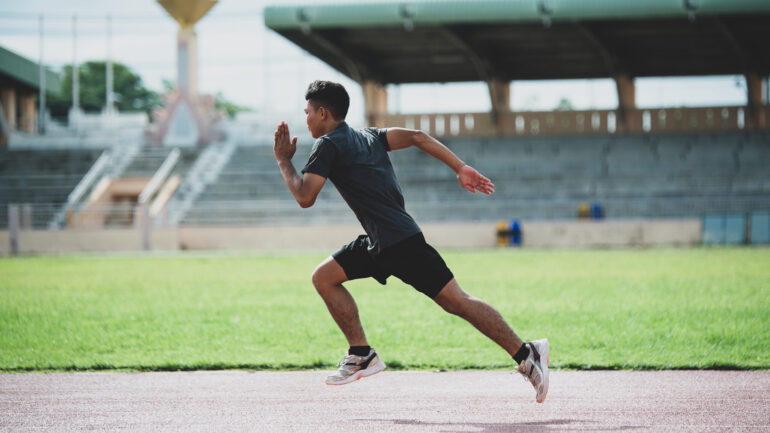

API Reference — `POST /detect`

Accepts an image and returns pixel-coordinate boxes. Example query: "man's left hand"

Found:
[274,121,298,161]
[457,165,495,195]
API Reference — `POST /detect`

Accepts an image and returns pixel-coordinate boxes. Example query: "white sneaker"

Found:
[517,339,550,403]
[325,349,386,385]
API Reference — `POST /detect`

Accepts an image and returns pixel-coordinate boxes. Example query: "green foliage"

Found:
[1,248,768,372]
[48,61,160,119]
[215,91,253,119]
[163,79,252,118]
[554,97,575,111]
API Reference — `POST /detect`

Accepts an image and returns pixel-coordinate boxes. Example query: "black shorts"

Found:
[332,232,454,299]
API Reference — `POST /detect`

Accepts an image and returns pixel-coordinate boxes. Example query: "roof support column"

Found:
[745,73,766,129]
[0,88,16,148]
[19,93,36,134]
[615,74,635,132]
[487,79,510,133]
[2,88,16,131]
[363,80,388,128]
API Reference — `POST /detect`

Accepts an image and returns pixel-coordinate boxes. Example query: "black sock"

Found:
[513,343,530,364]
[349,345,371,356]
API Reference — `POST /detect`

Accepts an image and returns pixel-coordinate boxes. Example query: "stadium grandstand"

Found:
[1,0,769,254]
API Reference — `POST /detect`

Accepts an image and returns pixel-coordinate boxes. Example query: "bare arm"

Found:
[273,122,326,208]
[386,128,495,195]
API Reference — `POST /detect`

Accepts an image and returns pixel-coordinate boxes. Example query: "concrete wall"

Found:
[0,228,178,255]
[0,219,702,256]
[520,219,701,248]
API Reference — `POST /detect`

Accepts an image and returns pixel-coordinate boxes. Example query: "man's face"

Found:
[305,101,324,138]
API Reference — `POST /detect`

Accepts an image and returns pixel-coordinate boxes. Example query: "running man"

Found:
[273,80,549,403]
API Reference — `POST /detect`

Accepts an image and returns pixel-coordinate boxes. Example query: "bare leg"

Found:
[311,256,368,347]
[433,279,524,357]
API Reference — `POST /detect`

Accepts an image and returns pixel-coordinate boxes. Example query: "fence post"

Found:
[8,204,19,255]
[22,203,32,229]
[142,204,151,251]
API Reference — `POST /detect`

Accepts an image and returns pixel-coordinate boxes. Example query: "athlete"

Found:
[273,80,549,403]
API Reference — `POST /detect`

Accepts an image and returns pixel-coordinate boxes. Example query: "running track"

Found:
[2,370,768,432]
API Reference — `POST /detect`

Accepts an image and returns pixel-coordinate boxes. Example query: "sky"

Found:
[0,0,753,129]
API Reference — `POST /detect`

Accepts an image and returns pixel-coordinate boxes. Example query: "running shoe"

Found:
[326,349,386,385]
[517,338,550,403]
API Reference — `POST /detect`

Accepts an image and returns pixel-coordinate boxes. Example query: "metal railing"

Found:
[374,105,770,137]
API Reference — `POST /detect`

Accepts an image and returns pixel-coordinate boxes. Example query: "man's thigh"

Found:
[331,235,389,284]
[379,234,454,299]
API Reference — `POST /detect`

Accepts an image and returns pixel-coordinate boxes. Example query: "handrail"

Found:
[374,105,769,138]
[66,150,109,206]
[138,147,180,204]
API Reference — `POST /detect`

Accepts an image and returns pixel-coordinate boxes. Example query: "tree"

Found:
[214,92,253,119]
[554,97,575,111]
[48,61,160,120]
[162,79,252,119]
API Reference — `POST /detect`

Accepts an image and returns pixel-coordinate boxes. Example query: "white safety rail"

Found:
[138,148,180,205]
[46,151,109,229]
[162,138,237,226]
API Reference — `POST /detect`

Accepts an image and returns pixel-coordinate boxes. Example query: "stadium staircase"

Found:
[47,138,142,228]
[163,138,238,226]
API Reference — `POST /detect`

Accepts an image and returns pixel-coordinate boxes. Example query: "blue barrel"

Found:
[510,219,522,246]
[590,202,604,220]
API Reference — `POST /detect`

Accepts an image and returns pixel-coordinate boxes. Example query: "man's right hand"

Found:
[274,121,298,161]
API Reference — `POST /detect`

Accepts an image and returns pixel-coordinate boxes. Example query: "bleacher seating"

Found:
[2,132,768,228]
[181,143,353,225]
[0,149,104,227]
[177,132,770,225]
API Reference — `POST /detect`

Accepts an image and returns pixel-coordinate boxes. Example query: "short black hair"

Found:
[305,80,350,120]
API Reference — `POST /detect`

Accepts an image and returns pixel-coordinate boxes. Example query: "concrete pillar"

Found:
[1,88,16,131]
[19,94,36,133]
[8,204,19,255]
[488,79,510,114]
[177,28,199,97]
[487,79,510,133]
[746,73,766,129]
[0,88,14,148]
[363,81,388,128]
[615,74,636,132]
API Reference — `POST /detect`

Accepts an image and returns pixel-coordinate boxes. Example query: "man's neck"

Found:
[319,120,344,137]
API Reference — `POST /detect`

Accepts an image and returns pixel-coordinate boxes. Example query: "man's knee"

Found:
[311,257,346,290]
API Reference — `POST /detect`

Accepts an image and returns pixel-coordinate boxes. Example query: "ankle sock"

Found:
[349,345,371,356]
[513,343,530,364]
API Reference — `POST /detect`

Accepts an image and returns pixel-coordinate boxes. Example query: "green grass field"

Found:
[1,247,768,372]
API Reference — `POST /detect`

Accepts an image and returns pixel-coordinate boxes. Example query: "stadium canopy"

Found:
[264,0,770,84]
[0,45,60,94]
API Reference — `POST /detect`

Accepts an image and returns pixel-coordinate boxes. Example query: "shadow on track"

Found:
[354,418,645,432]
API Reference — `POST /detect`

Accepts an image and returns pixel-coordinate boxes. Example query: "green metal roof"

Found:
[265,0,770,30]
[264,0,770,83]
[0,45,61,94]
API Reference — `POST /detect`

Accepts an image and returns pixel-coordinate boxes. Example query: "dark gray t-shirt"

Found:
[301,122,421,254]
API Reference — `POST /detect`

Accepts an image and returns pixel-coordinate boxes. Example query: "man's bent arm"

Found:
[273,121,326,207]
[276,159,326,208]
[386,128,495,195]
[387,128,465,173]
